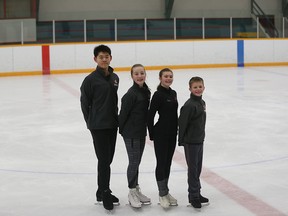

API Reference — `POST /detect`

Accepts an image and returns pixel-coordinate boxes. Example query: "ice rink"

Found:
[0,66,287,216]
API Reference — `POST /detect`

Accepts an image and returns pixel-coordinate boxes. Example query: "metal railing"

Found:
[1,16,288,45]
[251,0,279,38]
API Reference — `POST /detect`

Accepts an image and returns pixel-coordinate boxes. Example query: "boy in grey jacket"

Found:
[178,76,209,209]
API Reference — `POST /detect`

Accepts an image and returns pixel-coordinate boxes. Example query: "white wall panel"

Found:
[194,40,237,64]
[50,45,76,70]
[134,41,195,66]
[0,47,13,72]
[109,43,137,68]
[74,44,96,69]
[274,40,288,62]
[245,40,275,63]
[13,46,41,72]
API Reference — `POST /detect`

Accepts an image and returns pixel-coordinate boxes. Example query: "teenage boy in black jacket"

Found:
[80,44,119,211]
[178,76,209,209]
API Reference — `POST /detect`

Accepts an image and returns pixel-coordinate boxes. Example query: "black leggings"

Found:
[90,128,117,193]
[153,135,176,181]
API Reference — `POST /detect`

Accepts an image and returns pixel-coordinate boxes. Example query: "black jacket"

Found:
[80,66,119,130]
[147,85,178,140]
[178,93,206,145]
[119,82,151,138]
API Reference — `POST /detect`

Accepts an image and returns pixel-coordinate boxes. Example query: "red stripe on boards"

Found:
[42,45,50,75]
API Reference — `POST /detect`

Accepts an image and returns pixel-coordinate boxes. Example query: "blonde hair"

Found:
[189,76,204,88]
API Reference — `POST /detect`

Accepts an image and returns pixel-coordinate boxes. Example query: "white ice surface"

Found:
[0,66,287,216]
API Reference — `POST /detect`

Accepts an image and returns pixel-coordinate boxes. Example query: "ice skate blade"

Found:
[187,202,209,208]
[157,203,171,209]
[140,201,152,205]
[126,203,142,209]
[169,203,178,206]
[201,202,210,206]
[157,202,178,207]
[95,202,120,206]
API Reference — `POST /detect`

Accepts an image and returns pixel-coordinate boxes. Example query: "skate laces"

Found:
[130,189,140,202]
[159,195,170,208]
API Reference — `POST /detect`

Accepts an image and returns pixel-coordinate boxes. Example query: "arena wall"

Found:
[0,39,288,77]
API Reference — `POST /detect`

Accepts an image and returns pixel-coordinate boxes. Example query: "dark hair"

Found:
[189,76,204,88]
[157,68,173,90]
[130,64,145,76]
[93,44,111,57]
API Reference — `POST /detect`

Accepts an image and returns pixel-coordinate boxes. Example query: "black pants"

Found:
[90,128,117,194]
[153,135,176,181]
[123,138,145,188]
[184,143,203,199]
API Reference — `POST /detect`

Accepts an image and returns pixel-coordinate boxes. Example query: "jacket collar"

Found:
[190,93,202,101]
[158,85,171,93]
[96,66,114,77]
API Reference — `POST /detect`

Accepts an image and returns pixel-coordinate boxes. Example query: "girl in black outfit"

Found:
[119,64,151,208]
[147,68,178,208]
